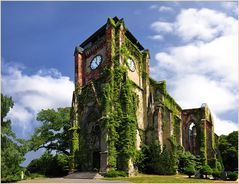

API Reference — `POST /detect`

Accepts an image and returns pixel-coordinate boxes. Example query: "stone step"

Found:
[64,172,104,179]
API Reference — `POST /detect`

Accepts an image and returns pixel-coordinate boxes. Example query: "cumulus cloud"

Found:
[154,35,238,86]
[151,8,237,42]
[2,63,74,138]
[150,8,238,135]
[212,113,238,136]
[151,21,173,33]
[170,74,237,114]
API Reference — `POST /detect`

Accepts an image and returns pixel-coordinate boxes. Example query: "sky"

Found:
[2,1,238,166]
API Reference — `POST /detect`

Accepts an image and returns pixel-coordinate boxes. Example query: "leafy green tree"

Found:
[184,165,195,178]
[1,94,27,182]
[139,143,177,175]
[177,151,196,173]
[227,131,238,148]
[27,151,69,177]
[219,131,238,171]
[1,93,15,137]
[29,107,71,155]
[201,164,212,179]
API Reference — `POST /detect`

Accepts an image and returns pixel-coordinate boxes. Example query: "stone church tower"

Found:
[70,17,217,175]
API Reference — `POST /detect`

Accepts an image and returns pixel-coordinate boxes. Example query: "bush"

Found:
[212,169,220,180]
[201,164,212,179]
[227,172,238,181]
[184,165,195,178]
[1,174,21,182]
[139,144,177,175]
[104,170,127,177]
[216,161,223,172]
[27,152,69,177]
[178,151,196,173]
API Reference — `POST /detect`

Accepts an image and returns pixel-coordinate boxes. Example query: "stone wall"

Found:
[70,17,218,174]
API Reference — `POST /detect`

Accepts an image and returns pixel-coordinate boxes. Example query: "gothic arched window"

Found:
[188,122,197,154]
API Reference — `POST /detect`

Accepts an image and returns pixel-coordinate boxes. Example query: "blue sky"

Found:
[2,1,238,166]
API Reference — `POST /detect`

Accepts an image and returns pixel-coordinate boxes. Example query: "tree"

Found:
[1,93,15,137]
[177,151,196,173]
[201,164,212,179]
[27,151,69,177]
[29,107,71,155]
[139,143,177,175]
[219,131,238,171]
[1,94,27,182]
[184,165,195,178]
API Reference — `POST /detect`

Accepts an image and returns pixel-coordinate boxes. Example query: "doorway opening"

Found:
[92,151,100,171]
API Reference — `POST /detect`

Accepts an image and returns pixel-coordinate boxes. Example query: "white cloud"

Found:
[170,74,237,114]
[151,8,237,42]
[212,112,237,136]
[149,35,164,41]
[154,35,238,86]
[149,5,173,12]
[175,8,237,41]
[150,7,238,135]
[2,63,74,138]
[151,21,173,33]
[221,2,238,16]
[159,6,173,12]
[150,5,158,9]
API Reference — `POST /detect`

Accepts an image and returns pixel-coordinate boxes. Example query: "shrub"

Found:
[212,169,220,180]
[216,161,223,172]
[2,174,21,182]
[104,170,127,177]
[27,152,69,177]
[178,151,196,173]
[201,164,212,179]
[227,172,238,181]
[184,165,195,178]
[139,144,177,175]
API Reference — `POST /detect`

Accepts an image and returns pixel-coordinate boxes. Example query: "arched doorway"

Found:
[90,123,101,170]
[83,109,102,171]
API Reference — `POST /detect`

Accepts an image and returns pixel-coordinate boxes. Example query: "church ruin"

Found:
[69,17,217,175]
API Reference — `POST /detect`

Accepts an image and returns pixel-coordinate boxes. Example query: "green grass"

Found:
[102,173,220,183]
[25,173,48,180]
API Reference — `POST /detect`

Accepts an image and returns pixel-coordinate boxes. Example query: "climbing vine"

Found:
[71,17,219,175]
[107,24,139,171]
[88,18,141,172]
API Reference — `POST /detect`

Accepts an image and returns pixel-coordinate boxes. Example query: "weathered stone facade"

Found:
[70,17,217,174]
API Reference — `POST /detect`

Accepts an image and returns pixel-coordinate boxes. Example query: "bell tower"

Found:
[70,17,149,175]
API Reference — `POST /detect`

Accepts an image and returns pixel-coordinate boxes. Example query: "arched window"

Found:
[188,122,197,154]
[90,123,101,148]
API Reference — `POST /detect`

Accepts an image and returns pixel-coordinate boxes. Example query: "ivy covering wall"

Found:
[103,18,140,171]
[71,18,141,173]
[70,17,220,175]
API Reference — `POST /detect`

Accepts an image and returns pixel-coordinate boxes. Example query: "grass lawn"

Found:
[102,173,225,183]
[25,173,49,180]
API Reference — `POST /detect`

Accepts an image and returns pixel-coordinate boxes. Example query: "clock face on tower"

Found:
[127,58,136,72]
[90,55,102,70]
